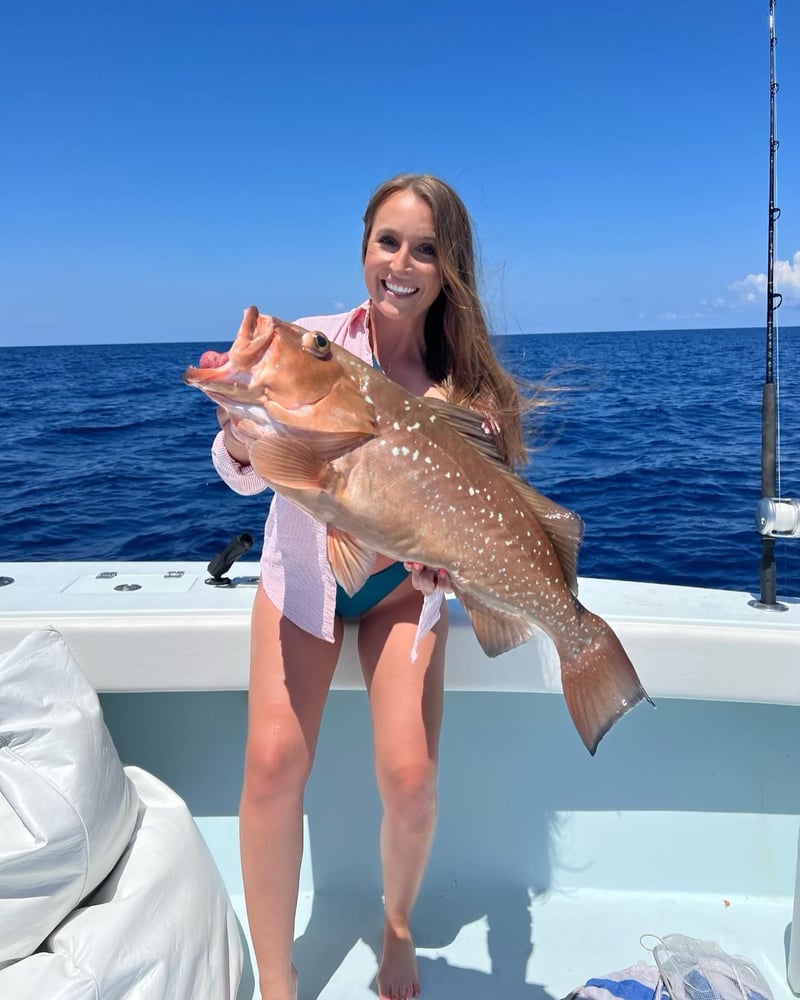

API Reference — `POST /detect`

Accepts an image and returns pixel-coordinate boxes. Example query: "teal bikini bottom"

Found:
[335,561,410,619]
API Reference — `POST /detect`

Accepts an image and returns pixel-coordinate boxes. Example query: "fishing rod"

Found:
[752,0,799,610]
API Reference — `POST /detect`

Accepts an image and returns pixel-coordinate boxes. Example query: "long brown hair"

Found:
[362,173,534,468]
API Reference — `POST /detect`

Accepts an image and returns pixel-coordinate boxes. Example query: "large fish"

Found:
[184,307,652,753]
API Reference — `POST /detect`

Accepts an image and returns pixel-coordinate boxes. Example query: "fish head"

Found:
[183,307,377,444]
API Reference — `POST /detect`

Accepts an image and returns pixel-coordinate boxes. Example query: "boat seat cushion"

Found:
[0,766,244,999]
[0,628,140,964]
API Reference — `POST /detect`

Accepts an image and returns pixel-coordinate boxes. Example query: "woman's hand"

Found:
[404,562,453,596]
[217,407,252,466]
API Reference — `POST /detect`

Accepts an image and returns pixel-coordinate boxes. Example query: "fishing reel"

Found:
[756,497,800,538]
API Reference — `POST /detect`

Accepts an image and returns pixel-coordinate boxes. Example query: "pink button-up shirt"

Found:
[211,302,443,657]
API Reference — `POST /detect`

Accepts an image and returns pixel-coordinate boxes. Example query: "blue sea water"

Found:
[2,326,799,596]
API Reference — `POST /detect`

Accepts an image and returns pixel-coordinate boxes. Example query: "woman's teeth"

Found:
[384,279,417,296]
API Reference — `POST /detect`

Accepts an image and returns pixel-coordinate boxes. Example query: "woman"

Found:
[212,174,529,1000]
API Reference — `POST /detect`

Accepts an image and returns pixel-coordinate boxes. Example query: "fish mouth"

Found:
[182,363,257,402]
[182,307,276,403]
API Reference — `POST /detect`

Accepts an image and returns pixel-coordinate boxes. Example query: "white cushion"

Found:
[0,628,139,964]
[0,766,243,999]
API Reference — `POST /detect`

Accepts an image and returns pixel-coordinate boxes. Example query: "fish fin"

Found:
[327,529,376,596]
[423,399,584,595]
[456,590,540,657]
[311,431,377,462]
[248,437,326,489]
[264,400,377,461]
[422,399,507,461]
[507,479,584,595]
[559,605,654,755]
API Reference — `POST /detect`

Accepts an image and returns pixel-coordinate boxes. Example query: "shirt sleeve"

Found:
[210,430,269,496]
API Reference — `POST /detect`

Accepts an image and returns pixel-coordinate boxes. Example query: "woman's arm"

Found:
[211,409,269,497]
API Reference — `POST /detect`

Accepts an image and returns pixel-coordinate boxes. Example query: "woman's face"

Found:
[363,190,443,326]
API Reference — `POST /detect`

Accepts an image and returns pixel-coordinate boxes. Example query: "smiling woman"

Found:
[190,172,543,1000]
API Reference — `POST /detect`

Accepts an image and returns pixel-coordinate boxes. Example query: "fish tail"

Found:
[559,609,653,755]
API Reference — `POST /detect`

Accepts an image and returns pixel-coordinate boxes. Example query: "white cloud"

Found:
[727,250,800,309]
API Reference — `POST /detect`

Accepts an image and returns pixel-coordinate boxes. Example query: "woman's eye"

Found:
[378,235,397,249]
[418,243,436,257]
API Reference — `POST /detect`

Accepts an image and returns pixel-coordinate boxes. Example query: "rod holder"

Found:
[206,533,255,586]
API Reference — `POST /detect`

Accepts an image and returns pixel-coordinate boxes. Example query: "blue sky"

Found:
[2,0,799,346]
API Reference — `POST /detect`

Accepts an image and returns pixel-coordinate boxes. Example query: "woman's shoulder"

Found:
[292,302,369,343]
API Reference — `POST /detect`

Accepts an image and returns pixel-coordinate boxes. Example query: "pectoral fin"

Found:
[327,528,376,596]
[248,437,327,489]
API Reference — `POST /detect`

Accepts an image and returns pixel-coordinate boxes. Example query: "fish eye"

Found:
[302,330,331,357]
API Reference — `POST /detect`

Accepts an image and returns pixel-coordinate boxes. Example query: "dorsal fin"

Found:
[423,398,584,594]
[507,477,584,595]
[421,398,506,461]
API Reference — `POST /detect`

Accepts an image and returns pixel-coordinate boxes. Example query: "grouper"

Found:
[184,307,652,753]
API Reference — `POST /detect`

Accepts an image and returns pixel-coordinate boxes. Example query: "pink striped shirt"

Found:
[210,302,443,655]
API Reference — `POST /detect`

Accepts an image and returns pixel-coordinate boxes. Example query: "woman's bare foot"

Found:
[377,925,420,999]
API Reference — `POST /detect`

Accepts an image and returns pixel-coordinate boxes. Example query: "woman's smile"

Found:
[383,277,419,297]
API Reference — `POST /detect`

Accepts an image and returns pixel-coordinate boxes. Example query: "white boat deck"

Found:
[236,888,788,1000]
[1,561,799,999]
[1,560,799,702]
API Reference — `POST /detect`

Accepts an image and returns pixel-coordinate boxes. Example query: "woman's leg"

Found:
[358,582,448,1000]
[240,585,343,1000]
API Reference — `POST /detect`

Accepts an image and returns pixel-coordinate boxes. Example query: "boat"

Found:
[1,7,799,1000]
[0,563,798,998]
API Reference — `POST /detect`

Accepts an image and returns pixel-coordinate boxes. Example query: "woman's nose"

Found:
[390,243,412,271]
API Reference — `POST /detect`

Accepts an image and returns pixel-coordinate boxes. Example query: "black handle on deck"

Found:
[207,533,254,581]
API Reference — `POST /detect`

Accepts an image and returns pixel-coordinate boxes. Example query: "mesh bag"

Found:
[652,934,772,1000]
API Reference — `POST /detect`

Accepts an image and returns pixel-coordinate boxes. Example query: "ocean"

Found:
[3,326,799,596]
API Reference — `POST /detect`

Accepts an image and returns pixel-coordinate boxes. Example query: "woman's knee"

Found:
[377,757,438,823]
[242,723,314,804]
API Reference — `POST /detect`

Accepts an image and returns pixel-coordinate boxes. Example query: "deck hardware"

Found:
[164,571,185,578]
[206,533,254,587]
[96,571,118,579]
[0,576,14,587]
[113,583,142,592]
